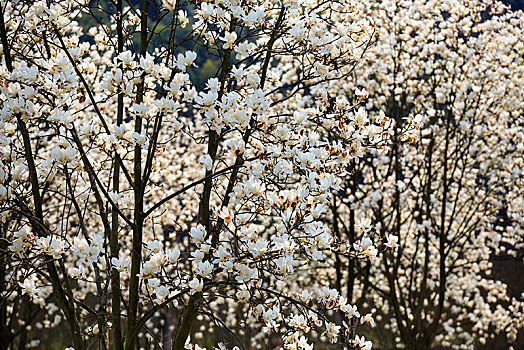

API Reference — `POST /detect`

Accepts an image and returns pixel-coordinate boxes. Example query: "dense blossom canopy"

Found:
[0,0,522,349]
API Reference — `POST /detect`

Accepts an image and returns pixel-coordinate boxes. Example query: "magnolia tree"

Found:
[318,0,524,349]
[0,0,420,349]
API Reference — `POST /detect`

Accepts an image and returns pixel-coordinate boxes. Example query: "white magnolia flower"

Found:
[111,256,129,272]
[188,278,203,294]
[220,31,237,49]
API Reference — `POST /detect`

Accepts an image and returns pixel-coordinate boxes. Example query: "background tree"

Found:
[321,0,524,349]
